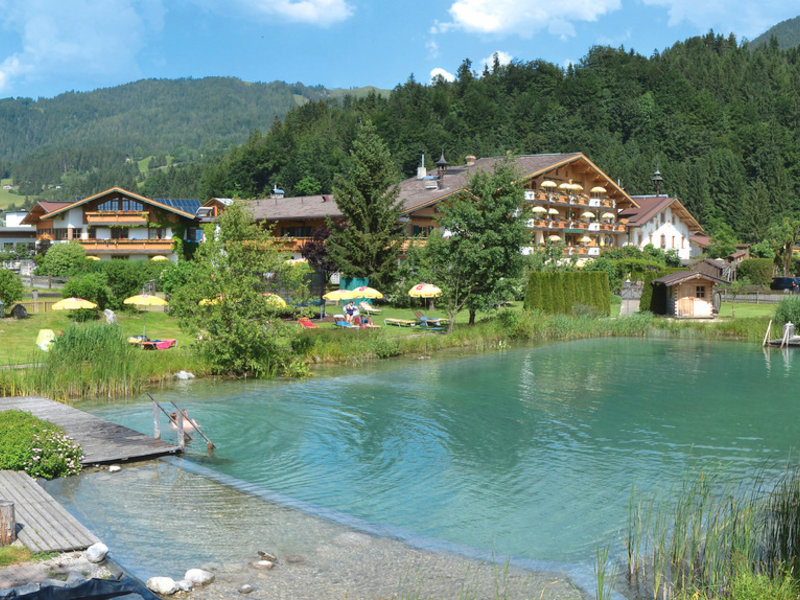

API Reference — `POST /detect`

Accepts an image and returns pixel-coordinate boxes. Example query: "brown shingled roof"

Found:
[653,270,729,286]
[246,153,634,222]
[622,195,703,232]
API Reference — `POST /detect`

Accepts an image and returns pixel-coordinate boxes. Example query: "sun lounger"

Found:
[413,311,449,326]
[416,320,444,331]
[298,317,320,328]
[335,320,357,328]
[359,302,381,314]
[36,329,56,351]
[384,318,417,327]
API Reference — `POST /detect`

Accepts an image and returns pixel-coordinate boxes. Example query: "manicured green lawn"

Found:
[717,302,777,319]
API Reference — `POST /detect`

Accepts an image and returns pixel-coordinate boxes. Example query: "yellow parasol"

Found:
[581,211,596,219]
[86,256,100,261]
[150,255,168,261]
[558,182,572,190]
[531,206,547,214]
[123,294,168,337]
[548,208,560,215]
[323,289,357,301]
[52,297,97,311]
[263,293,287,307]
[349,286,383,299]
[409,283,442,298]
[548,235,563,241]
[570,183,584,191]
[540,180,557,188]
[590,186,607,193]
[601,212,616,219]
[579,235,593,243]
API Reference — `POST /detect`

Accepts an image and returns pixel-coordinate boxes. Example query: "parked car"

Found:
[770,277,800,291]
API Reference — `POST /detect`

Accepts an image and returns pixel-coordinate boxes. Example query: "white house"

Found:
[619,195,704,261]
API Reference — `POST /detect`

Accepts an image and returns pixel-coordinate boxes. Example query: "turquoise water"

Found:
[66,338,800,567]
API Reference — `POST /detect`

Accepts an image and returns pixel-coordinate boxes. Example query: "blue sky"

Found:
[0,0,797,99]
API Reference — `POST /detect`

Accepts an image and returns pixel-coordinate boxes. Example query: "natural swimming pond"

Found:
[46,338,800,579]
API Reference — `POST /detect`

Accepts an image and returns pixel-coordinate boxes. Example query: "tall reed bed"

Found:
[623,470,800,600]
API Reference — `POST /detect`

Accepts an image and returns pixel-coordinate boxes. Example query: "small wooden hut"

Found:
[652,271,729,318]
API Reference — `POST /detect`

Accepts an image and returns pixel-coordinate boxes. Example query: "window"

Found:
[696,286,706,298]
[671,236,675,249]
[660,234,666,248]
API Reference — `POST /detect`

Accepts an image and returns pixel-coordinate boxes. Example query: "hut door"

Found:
[678,296,693,317]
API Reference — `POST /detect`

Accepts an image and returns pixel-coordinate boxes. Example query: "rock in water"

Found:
[85,542,108,563]
[146,577,179,595]
[175,370,195,380]
[257,550,277,562]
[238,583,254,594]
[184,568,215,585]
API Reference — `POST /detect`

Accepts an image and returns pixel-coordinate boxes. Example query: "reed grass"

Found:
[621,469,800,600]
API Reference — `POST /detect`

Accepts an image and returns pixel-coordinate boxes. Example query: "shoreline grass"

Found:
[0,303,775,400]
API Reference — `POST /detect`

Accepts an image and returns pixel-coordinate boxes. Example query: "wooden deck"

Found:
[0,395,180,465]
[0,470,100,552]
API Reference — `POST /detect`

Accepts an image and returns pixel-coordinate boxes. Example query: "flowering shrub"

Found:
[25,430,83,478]
[0,410,83,479]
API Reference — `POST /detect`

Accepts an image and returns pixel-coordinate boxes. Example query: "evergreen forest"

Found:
[2,28,800,246]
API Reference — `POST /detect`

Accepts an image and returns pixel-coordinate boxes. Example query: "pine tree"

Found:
[325,121,404,289]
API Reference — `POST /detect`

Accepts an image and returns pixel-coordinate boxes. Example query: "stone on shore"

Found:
[85,542,108,563]
[146,576,179,595]
[238,583,254,594]
[184,568,215,585]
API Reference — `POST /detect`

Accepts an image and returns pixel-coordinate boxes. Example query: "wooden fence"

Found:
[718,291,792,304]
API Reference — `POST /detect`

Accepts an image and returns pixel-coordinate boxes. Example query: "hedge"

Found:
[524,271,610,316]
[639,268,685,313]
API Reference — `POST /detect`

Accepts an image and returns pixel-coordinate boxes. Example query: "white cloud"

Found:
[640,0,797,39]
[426,39,440,59]
[0,0,163,95]
[430,67,456,83]
[480,50,513,70]
[230,0,354,26]
[444,0,621,38]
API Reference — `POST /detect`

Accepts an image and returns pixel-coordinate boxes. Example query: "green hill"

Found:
[750,15,800,49]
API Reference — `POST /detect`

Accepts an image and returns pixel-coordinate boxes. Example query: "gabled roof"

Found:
[241,153,636,223]
[621,195,703,232]
[40,187,198,221]
[397,152,636,214]
[21,201,72,225]
[653,270,729,286]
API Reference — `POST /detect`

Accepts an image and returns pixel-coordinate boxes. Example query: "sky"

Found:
[0,0,797,100]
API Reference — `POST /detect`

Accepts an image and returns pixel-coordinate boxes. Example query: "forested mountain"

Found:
[205,34,800,243]
[0,77,385,201]
[751,15,800,50]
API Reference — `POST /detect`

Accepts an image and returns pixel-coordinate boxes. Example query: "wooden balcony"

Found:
[85,211,149,226]
[77,238,174,254]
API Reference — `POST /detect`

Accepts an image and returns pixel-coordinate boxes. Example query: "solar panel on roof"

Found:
[154,198,201,213]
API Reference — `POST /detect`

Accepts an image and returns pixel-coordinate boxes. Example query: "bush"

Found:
[101,259,151,307]
[0,268,23,308]
[62,272,111,310]
[524,271,610,316]
[775,296,800,326]
[0,410,82,479]
[37,241,87,276]
[737,258,774,286]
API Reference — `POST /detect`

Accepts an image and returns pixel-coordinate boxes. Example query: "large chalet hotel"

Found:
[12,152,705,263]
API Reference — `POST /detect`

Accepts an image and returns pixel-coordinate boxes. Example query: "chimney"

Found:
[435,149,448,188]
[416,152,427,179]
[465,154,476,166]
